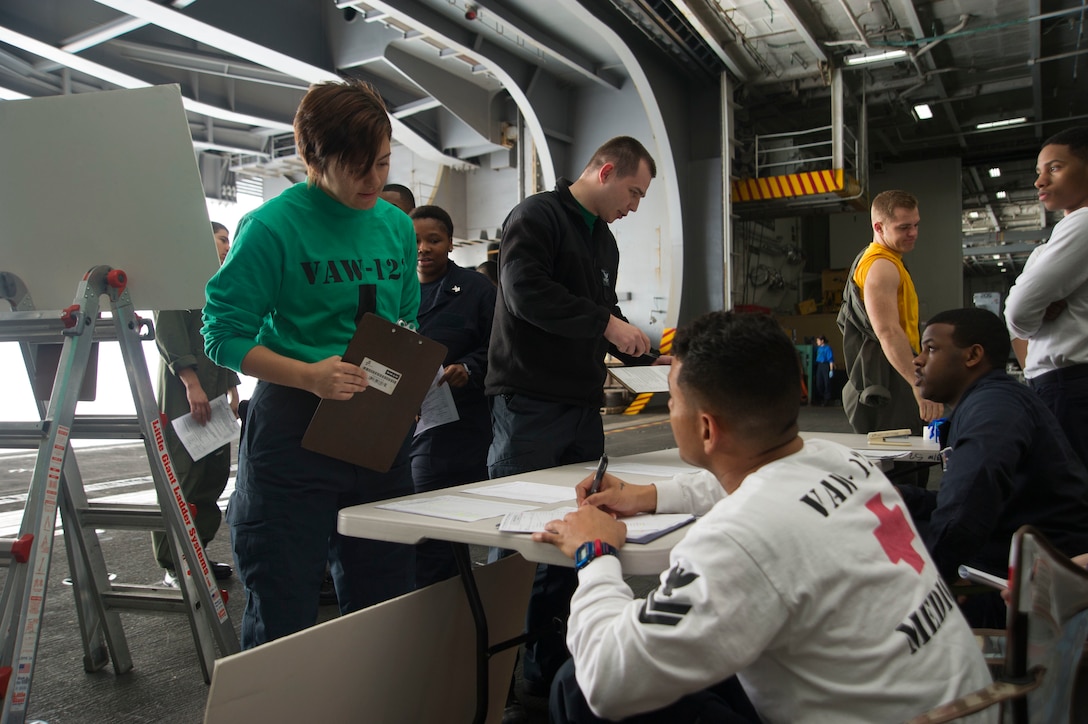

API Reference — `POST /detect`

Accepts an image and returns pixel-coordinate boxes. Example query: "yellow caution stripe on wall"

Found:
[623,327,675,415]
[731,169,850,202]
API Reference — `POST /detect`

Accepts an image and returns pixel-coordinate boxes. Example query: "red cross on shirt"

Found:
[865,493,925,573]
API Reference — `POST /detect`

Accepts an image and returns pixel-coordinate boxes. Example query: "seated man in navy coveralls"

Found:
[901,307,1088,627]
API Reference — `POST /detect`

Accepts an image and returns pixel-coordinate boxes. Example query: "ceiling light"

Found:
[1000,267,1008,272]
[61,1,197,53]
[844,49,909,66]
[989,167,1001,178]
[969,211,981,219]
[0,85,30,100]
[60,17,147,53]
[912,103,933,120]
[192,140,271,157]
[992,255,1001,260]
[92,0,467,168]
[997,261,1005,266]
[0,24,293,131]
[93,0,337,83]
[976,117,1027,130]
[996,190,1007,199]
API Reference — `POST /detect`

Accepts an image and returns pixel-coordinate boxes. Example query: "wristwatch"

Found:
[574,539,619,570]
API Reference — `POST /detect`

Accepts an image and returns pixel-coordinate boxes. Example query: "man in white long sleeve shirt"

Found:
[533,311,993,724]
[1005,126,1088,468]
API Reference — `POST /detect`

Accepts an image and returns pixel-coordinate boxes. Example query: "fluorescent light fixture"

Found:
[989,167,1001,178]
[992,254,1001,260]
[92,0,470,168]
[61,17,147,53]
[61,0,197,52]
[912,103,933,120]
[192,140,271,157]
[969,211,981,219]
[1001,267,1008,272]
[0,24,293,131]
[93,0,337,84]
[845,49,908,66]
[0,85,30,100]
[996,190,1007,199]
[976,117,1027,130]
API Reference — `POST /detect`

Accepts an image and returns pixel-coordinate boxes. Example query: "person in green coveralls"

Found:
[152,221,238,587]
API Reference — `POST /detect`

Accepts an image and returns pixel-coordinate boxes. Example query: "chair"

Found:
[908,525,1088,723]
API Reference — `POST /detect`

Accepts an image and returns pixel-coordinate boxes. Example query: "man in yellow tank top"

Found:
[840,190,943,434]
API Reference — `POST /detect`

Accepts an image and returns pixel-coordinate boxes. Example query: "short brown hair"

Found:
[294,79,392,184]
[584,136,657,179]
[871,190,918,222]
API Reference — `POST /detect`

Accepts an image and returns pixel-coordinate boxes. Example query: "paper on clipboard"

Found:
[608,365,670,394]
[302,314,447,472]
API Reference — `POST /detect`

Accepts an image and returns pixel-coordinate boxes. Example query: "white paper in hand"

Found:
[170,394,240,461]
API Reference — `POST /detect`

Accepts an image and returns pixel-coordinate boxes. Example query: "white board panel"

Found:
[0,85,217,311]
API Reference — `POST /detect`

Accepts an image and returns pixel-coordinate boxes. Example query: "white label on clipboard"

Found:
[360,357,402,395]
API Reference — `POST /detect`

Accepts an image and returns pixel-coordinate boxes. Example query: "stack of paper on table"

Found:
[498,510,695,544]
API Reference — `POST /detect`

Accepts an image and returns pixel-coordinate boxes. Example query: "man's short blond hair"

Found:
[871,190,918,223]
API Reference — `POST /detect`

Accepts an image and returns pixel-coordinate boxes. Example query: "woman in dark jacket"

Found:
[410,205,497,586]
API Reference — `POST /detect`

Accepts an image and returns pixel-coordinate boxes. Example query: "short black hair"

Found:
[925,308,1011,369]
[1042,126,1088,163]
[383,183,416,211]
[410,204,454,239]
[211,221,227,235]
[673,311,800,441]
[475,260,498,284]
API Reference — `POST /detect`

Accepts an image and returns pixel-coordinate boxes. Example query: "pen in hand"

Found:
[957,565,1008,591]
[589,454,608,496]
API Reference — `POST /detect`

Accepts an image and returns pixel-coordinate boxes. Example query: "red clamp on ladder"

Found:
[60,304,80,329]
[8,534,32,563]
[105,269,127,292]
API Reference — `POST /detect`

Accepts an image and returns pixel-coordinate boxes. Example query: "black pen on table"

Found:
[589,454,608,496]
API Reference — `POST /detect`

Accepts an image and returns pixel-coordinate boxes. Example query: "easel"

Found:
[0,268,240,724]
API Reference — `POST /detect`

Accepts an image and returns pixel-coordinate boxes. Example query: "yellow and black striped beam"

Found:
[731,169,861,203]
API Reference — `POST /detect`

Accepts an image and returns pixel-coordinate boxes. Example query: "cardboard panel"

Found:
[204,553,536,724]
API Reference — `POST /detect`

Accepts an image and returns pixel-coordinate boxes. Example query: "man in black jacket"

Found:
[486,136,661,699]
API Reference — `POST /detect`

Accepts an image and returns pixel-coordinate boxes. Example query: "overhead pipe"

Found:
[915,15,969,60]
[833,0,870,48]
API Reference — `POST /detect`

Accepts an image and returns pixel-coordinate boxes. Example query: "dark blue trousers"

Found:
[487,393,604,690]
[1030,363,1088,471]
[229,381,415,649]
[814,361,832,404]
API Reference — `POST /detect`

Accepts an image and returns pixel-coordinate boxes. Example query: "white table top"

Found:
[338,449,694,575]
[337,433,941,576]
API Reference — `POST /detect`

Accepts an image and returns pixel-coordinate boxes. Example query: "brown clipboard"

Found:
[301,313,447,472]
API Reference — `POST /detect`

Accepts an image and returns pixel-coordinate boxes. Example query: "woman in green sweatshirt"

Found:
[202,79,420,649]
